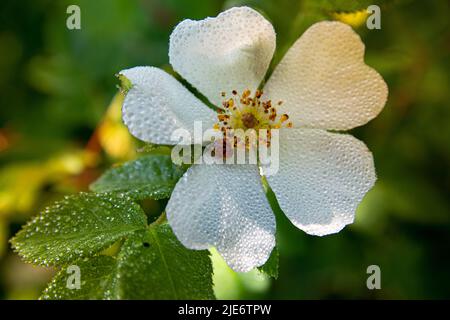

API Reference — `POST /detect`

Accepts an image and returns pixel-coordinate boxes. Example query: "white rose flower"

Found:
[119,6,388,272]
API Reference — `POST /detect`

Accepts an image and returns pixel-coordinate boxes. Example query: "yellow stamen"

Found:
[213,89,293,148]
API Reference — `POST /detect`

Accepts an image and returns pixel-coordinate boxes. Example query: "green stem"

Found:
[150,211,167,227]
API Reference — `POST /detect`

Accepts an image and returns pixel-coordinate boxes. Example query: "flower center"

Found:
[241,112,258,129]
[211,89,293,159]
[213,89,292,135]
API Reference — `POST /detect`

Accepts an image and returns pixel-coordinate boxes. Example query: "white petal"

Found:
[169,6,276,107]
[263,21,388,130]
[266,129,376,236]
[120,66,216,145]
[166,164,275,272]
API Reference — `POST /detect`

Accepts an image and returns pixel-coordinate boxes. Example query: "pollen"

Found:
[280,114,289,122]
[213,89,293,148]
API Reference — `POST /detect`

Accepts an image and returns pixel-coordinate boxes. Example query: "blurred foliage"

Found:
[0,0,449,299]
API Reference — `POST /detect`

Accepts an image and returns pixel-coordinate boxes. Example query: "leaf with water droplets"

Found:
[41,255,119,300]
[90,155,186,200]
[257,246,279,279]
[41,224,215,300]
[116,224,215,299]
[10,192,147,266]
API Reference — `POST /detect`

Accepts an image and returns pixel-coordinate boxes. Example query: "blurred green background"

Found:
[1,0,449,299]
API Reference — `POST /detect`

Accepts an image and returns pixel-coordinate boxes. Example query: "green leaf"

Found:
[116,224,215,299]
[258,247,279,279]
[10,192,147,266]
[41,224,215,300]
[90,155,186,200]
[41,255,119,300]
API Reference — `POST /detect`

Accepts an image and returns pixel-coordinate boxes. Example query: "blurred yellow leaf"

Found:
[0,151,97,216]
[98,93,135,160]
[332,9,368,28]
